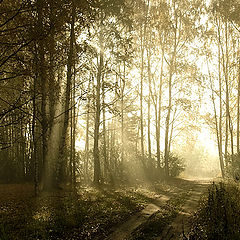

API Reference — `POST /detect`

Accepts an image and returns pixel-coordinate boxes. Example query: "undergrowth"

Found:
[0,187,147,240]
[187,181,240,240]
[0,179,192,240]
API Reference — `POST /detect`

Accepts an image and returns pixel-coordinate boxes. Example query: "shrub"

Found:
[168,153,185,177]
[225,153,240,180]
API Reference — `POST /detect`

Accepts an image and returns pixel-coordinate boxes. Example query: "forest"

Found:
[1,0,240,239]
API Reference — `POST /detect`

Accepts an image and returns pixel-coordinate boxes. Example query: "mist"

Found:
[1,0,240,239]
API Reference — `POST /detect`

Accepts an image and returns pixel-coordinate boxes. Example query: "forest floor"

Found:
[0,178,210,240]
[107,178,210,240]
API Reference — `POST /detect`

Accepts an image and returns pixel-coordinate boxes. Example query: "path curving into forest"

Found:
[156,180,209,240]
[106,179,210,240]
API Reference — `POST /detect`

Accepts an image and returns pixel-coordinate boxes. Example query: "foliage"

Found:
[225,153,240,180]
[168,153,185,177]
[188,182,240,240]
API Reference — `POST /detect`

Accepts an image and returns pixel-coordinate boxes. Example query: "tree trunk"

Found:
[84,77,91,183]
[93,17,103,184]
[140,26,145,158]
[156,48,164,169]
[208,58,225,178]
[70,55,76,187]
[218,43,225,177]
[102,77,108,181]
[121,62,126,174]
[33,51,38,195]
[147,45,152,161]
[164,0,177,178]
[223,21,233,161]
[237,53,240,154]
[36,0,48,189]
[57,0,75,185]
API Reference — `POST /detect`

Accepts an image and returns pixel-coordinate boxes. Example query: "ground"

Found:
[0,178,210,240]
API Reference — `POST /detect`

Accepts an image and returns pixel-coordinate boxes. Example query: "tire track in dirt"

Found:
[106,194,170,240]
[155,180,209,240]
[106,179,210,240]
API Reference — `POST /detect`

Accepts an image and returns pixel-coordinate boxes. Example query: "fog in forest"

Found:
[1,0,240,239]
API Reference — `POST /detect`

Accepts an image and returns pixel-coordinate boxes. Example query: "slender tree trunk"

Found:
[33,51,38,195]
[223,21,234,160]
[156,49,164,169]
[48,1,56,132]
[84,78,91,183]
[208,59,225,178]
[168,107,177,154]
[164,70,172,177]
[237,52,240,154]
[102,77,108,181]
[164,1,177,177]
[147,45,152,161]
[93,17,103,184]
[140,26,144,158]
[36,0,48,189]
[121,62,126,172]
[58,1,75,185]
[216,16,228,165]
[218,44,224,177]
[70,54,76,187]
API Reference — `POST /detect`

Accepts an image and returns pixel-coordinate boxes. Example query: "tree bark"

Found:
[36,0,48,189]
[140,26,145,158]
[147,43,152,161]
[84,77,91,183]
[57,0,75,185]
[237,52,240,154]
[93,16,103,184]
[218,43,225,177]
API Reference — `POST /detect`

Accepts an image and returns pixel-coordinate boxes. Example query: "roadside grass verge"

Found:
[187,181,240,240]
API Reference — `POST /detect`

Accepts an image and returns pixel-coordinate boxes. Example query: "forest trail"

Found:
[106,179,210,240]
[156,180,209,240]
[106,194,170,240]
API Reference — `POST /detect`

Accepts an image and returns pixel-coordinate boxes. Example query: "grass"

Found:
[0,182,171,240]
[0,185,148,240]
[187,181,240,240]
[0,179,194,240]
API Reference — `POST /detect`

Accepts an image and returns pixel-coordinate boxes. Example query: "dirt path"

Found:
[156,180,209,240]
[106,194,170,240]
[106,179,210,240]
